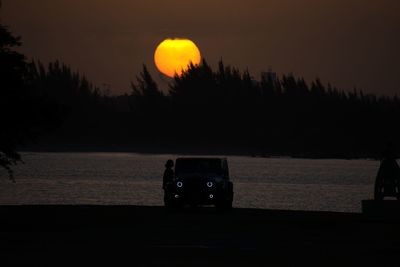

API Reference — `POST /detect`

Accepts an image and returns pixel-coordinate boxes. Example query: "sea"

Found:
[0,152,381,213]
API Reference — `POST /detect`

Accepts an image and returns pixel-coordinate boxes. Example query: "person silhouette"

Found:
[374,143,400,200]
[163,159,174,190]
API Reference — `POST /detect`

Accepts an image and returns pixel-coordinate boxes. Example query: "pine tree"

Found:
[131,64,162,98]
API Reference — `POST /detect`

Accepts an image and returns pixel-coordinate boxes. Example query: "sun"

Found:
[154,38,201,78]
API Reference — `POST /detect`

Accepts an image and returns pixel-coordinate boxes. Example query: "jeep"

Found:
[164,158,234,210]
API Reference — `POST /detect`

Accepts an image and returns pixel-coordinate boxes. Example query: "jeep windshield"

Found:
[175,158,223,176]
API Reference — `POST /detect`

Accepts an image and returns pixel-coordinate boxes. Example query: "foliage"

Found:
[0,25,85,180]
[2,22,399,160]
[123,60,400,157]
[0,25,29,181]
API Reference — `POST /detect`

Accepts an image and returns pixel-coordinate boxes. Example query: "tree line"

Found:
[25,59,400,159]
[128,61,400,158]
[1,24,400,178]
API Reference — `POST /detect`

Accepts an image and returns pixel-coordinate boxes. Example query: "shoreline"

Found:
[18,145,380,160]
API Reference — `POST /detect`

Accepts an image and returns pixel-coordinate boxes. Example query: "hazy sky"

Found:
[3,0,400,95]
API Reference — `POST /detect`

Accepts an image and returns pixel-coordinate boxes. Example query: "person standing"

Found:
[163,159,174,190]
[375,143,400,200]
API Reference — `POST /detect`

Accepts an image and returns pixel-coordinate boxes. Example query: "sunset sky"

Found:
[3,0,400,95]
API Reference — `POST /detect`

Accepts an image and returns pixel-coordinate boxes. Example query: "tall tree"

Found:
[130,64,164,117]
[131,64,162,99]
[0,24,28,180]
[0,25,63,180]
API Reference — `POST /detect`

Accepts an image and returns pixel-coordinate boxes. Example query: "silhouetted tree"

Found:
[28,60,101,111]
[0,25,75,180]
[26,60,109,145]
[130,64,164,114]
[5,46,398,159]
[0,25,33,180]
[128,64,167,142]
[131,64,162,99]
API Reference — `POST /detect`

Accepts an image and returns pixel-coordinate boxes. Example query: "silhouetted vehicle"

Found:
[164,158,233,211]
[374,158,400,200]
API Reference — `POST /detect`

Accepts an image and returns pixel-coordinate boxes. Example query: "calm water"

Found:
[0,153,380,212]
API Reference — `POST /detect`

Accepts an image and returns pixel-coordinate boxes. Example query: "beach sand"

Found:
[1,205,399,266]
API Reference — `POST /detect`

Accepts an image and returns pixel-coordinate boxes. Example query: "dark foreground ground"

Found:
[1,205,399,267]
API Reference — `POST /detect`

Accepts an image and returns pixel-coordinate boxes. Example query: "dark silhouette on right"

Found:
[374,143,400,200]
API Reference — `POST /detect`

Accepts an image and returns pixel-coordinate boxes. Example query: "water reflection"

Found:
[0,153,378,212]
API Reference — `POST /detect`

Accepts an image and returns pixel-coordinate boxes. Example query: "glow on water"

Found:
[0,153,379,212]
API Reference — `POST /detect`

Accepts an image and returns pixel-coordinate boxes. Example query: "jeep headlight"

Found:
[206,181,214,188]
[176,181,183,188]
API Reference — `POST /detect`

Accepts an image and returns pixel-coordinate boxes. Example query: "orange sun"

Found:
[154,38,201,78]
